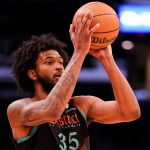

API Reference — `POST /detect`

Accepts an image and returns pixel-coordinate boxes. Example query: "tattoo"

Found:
[24,110,32,124]
[58,70,75,100]
[23,110,45,126]
[42,57,82,118]
[12,107,21,115]
[62,70,75,98]
[51,69,76,107]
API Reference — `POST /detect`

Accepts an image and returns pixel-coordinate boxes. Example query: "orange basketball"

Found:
[72,2,120,49]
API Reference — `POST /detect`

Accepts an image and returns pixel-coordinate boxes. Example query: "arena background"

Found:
[0,0,150,149]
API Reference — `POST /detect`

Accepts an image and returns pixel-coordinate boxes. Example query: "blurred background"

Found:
[0,0,150,149]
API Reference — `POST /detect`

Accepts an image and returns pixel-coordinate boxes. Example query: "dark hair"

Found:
[12,33,69,94]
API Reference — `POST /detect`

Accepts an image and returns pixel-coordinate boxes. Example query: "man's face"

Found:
[35,50,64,92]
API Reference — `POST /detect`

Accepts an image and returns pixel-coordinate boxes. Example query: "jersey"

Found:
[14,104,90,150]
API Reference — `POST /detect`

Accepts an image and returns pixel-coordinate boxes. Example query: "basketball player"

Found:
[7,11,140,150]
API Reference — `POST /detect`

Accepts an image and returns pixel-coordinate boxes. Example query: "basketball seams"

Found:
[92,14,120,33]
[93,14,118,17]
[94,27,120,34]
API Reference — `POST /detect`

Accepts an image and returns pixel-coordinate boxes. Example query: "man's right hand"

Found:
[69,10,100,56]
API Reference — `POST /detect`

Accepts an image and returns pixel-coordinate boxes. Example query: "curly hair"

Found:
[12,33,69,94]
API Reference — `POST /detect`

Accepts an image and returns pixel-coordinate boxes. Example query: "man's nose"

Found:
[55,63,64,70]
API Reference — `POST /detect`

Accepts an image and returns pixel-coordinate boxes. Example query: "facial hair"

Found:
[36,73,55,94]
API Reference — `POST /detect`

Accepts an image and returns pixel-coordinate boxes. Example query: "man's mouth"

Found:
[54,76,61,79]
[54,72,63,79]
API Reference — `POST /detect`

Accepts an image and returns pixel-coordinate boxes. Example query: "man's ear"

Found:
[27,69,37,81]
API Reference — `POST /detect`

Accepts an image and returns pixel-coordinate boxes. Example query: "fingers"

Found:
[74,10,100,34]
[84,10,94,30]
[74,10,93,32]
[80,10,93,29]
[90,23,100,34]
[74,11,84,33]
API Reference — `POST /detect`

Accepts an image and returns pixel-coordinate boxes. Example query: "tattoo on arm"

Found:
[22,69,75,126]
[24,110,32,124]
[61,70,76,98]
[52,69,76,106]
[23,110,45,126]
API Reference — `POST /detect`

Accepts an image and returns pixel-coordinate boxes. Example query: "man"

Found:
[7,11,140,150]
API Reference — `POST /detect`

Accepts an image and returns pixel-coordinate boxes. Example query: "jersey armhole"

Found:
[16,126,38,144]
[75,105,87,122]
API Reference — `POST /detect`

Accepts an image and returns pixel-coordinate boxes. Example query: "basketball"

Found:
[72,2,120,49]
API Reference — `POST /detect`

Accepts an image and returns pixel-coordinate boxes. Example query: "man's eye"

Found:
[46,61,53,65]
[59,61,63,65]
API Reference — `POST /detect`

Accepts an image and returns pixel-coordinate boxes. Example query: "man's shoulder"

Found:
[8,98,31,108]
[71,95,96,103]
[70,95,94,114]
[7,98,31,118]
[70,95,102,113]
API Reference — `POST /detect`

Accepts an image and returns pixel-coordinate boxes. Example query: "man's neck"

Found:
[33,83,49,101]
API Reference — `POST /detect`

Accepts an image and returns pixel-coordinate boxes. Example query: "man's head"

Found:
[12,33,69,94]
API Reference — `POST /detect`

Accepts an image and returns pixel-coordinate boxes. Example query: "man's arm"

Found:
[73,46,141,124]
[7,11,100,127]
